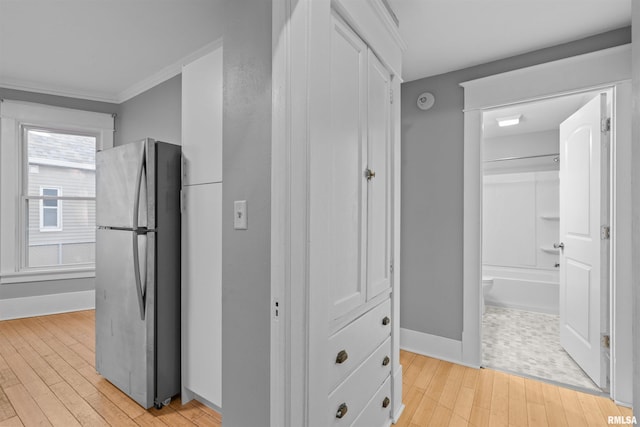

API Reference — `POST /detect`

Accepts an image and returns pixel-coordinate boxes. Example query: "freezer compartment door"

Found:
[95,227,155,408]
[96,139,150,229]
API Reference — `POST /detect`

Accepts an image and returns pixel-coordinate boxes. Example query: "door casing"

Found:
[461,44,632,404]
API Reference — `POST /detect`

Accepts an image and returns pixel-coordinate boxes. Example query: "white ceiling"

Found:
[0,1,632,102]
[0,0,224,103]
[388,0,631,82]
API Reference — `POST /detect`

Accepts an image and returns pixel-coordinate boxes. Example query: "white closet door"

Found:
[182,47,223,185]
[327,15,368,320]
[182,183,222,406]
[366,50,392,299]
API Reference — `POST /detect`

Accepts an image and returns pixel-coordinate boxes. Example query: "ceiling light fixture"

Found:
[496,114,521,127]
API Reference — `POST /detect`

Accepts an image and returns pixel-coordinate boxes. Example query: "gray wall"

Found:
[0,87,117,300]
[221,0,272,425]
[0,278,94,300]
[400,27,631,340]
[631,4,639,417]
[114,74,182,146]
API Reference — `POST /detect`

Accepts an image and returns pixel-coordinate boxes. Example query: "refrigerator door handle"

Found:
[132,143,146,230]
[132,230,146,320]
[131,143,147,320]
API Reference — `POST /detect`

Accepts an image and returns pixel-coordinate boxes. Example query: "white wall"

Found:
[484,130,558,161]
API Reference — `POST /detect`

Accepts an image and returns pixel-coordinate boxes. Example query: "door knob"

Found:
[382,316,390,326]
[365,168,376,181]
[553,242,564,250]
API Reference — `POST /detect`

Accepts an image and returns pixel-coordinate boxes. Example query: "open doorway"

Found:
[480,89,610,394]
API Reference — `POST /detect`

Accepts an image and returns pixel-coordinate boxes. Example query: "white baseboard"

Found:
[400,328,463,366]
[181,387,222,413]
[614,399,632,409]
[392,364,404,422]
[0,290,95,320]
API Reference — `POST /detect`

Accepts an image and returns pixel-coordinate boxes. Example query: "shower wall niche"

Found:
[482,130,560,314]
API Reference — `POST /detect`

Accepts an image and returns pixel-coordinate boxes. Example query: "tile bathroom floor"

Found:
[482,305,600,393]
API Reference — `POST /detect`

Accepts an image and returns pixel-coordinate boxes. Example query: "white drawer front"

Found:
[351,376,392,427]
[328,299,391,390]
[328,337,391,426]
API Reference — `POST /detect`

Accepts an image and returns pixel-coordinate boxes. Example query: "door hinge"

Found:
[182,157,188,182]
[390,263,394,274]
[602,334,610,349]
[601,117,611,133]
[390,88,393,104]
[601,225,610,240]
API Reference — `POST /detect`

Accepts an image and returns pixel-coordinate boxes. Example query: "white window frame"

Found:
[39,186,63,231]
[0,100,113,283]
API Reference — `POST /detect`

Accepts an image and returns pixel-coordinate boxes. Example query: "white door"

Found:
[181,183,222,407]
[558,93,609,388]
[366,50,392,299]
[326,14,368,320]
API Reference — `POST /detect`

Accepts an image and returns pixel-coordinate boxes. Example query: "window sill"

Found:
[0,268,95,284]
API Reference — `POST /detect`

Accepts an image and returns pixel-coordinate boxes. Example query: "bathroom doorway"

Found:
[480,89,610,394]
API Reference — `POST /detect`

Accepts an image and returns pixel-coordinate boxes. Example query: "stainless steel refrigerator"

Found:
[95,138,181,409]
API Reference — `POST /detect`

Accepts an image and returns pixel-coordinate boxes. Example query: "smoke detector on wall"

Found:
[417,92,435,110]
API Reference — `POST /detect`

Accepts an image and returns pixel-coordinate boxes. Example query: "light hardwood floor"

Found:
[0,310,633,426]
[0,310,221,427]
[396,350,633,427]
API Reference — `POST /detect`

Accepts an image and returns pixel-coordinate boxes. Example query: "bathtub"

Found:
[482,266,559,315]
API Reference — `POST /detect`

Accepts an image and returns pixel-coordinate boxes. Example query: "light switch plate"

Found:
[234,200,247,230]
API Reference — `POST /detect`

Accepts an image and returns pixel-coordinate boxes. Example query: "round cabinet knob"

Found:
[382,316,390,326]
[382,397,390,408]
[335,350,348,364]
[365,168,376,181]
[336,403,348,419]
[382,356,390,366]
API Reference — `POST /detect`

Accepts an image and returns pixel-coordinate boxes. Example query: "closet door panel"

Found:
[366,50,392,299]
[182,183,222,406]
[182,47,223,185]
[327,15,368,320]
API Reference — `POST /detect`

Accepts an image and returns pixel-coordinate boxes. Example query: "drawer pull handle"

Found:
[382,356,390,366]
[335,350,349,364]
[382,316,391,326]
[382,397,390,408]
[336,403,348,419]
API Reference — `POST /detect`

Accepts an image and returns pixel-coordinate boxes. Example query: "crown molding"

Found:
[116,38,223,103]
[0,37,223,105]
[0,77,119,104]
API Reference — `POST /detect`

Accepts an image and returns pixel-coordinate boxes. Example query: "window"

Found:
[25,129,97,268]
[0,101,113,282]
[40,187,62,231]
[24,128,97,268]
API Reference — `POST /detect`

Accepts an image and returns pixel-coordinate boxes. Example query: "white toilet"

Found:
[482,277,494,314]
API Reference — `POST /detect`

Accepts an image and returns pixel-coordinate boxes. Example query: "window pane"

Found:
[27,130,96,197]
[26,199,95,267]
[42,208,58,227]
[43,198,58,208]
